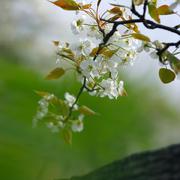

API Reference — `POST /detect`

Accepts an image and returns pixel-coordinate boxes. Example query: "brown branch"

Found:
[64,77,86,122]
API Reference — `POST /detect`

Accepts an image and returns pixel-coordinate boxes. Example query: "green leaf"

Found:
[157,5,174,15]
[79,106,96,116]
[45,68,65,80]
[132,33,151,42]
[148,2,160,23]
[159,68,176,84]
[62,129,72,144]
[51,0,80,10]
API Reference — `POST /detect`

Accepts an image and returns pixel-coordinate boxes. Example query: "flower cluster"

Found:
[34,0,180,141]
[55,13,141,99]
[137,40,163,60]
[33,92,87,137]
[33,1,142,139]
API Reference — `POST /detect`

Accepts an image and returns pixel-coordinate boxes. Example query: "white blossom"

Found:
[87,25,102,40]
[72,38,95,56]
[118,81,125,96]
[177,73,180,80]
[80,59,99,78]
[65,92,78,110]
[100,78,119,99]
[46,122,59,133]
[71,16,86,34]
[150,51,158,59]
[71,115,84,132]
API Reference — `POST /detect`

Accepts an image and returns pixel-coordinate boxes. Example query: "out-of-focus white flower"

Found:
[100,78,118,99]
[109,31,122,44]
[46,122,59,133]
[71,16,86,34]
[73,38,95,56]
[65,92,78,110]
[153,40,164,50]
[33,96,51,127]
[177,73,180,80]
[121,50,137,66]
[71,115,84,132]
[44,94,55,101]
[118,81,125,96]
[87,25,102,40]
[170,0,180,10]
[137,42,151,53]
[150,51,158,59]
[107,59,119,79]
[56,58,61,64]
[36,98,49,119]
[80,59,99,78]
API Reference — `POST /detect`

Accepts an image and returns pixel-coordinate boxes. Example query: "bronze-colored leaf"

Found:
[157,5,174,15]
[132,33,151,42]
[45,68,65,80]
[108,7,122,15]
[52,41,60,46]
[90,47,118,58]
[51,0,80,10]
[79,106,96,116]
[81,4,92,9]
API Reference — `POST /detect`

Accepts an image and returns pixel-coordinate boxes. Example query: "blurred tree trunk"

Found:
[61,144,180,180]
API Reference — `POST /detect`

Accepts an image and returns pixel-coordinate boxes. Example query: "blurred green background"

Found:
[0,0,180,180]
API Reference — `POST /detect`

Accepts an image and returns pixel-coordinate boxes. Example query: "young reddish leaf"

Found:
[157,5,174,15]
[45,68,65,80]
[148,2,160,23]
[159,68,175,84]
[51,0,80,10]
[132,33,151,42]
